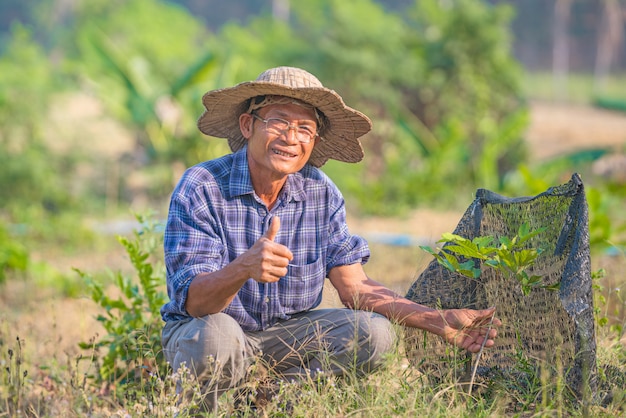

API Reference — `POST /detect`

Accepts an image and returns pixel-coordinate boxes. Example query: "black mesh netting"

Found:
[404,173,597,401]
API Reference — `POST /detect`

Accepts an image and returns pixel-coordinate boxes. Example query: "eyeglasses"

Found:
[251,113,318,144]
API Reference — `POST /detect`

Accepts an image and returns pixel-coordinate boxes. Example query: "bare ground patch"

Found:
[526,100,626,161]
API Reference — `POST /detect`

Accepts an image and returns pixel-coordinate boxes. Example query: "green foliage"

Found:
[0,24,56,127]
[214,0,528,214]
[77,215,168,388]
[378,0,527,205]
[421,223,551,295]
[0,142,80,218]
[0,223,29,284]
[0,25,82,218]
[593,263,626,338]
[2,0,625,224]
[504,168,626,255]
[593,268,610,328]
[0,0,531,218]
[586,186,626,251]
[71,0,229,166]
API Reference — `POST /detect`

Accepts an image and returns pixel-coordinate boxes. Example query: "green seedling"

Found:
[421,223,554,296]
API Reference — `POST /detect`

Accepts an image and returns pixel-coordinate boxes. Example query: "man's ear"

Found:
[239,113,253,139]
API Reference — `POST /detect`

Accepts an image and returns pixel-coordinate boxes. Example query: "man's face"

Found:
[240,102,318,179]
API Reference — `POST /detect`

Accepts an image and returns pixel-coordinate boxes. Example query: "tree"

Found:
[594,0,625,94]
[0,25,75,218]
[216,0,527,213]
[553,0,572,101]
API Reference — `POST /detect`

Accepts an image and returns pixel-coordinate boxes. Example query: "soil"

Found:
[526,100,626,161]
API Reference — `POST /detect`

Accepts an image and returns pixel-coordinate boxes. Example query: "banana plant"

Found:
[86,28,220,162]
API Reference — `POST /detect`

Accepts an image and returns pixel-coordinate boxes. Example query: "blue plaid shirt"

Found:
[160,146,370,331]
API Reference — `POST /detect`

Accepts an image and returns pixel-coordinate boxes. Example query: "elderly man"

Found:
[160,66,500,412]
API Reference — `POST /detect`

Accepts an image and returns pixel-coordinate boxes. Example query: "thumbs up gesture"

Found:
[264,214,281,242]
[243,216,293,283]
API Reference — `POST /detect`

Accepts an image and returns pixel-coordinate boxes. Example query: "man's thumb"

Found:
[265,216,280,241]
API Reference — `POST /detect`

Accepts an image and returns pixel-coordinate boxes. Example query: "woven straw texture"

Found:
[197,67,372,167]
[405,173,597,400]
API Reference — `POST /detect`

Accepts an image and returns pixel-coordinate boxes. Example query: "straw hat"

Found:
[197,66,372,167]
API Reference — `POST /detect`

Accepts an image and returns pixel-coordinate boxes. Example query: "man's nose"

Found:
[283,125,300,143]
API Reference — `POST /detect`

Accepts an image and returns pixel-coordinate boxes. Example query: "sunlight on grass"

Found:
[1,241,626,416]
[2,318,624,417]
[1,211,625,417]
[523,72,626,104]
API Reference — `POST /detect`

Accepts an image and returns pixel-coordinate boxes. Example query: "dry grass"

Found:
[1,232,625,416]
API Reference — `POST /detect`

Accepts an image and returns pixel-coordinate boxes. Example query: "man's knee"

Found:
[164,313,249,377]
[324,310,397,373]
[369,313,396,356]
[193,313,247,360]
[361,312,397,363]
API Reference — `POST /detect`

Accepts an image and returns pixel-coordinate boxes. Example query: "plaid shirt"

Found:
[160,147,370,331]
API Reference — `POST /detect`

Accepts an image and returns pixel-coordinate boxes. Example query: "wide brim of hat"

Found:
[197,81,372,167]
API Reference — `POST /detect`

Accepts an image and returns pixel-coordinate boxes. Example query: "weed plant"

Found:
[75,214,168,400]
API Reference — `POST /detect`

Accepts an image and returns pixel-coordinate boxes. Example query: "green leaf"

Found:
[440,232,465,242]
[458,260,481,278]
[419,245,437,255]
[445,242,486,260]
[513,249,539,268]
[422,225,547,298]
[472,236,495,249]
[516,224,547,246]
[484,259,500,268]
[518,222,530,237]
[441,251,461,272]
[543,282,561,292]
[499,236,512,248]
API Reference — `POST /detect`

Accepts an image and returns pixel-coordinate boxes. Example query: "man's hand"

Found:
[440,307,501,353]
[243,216,293,283]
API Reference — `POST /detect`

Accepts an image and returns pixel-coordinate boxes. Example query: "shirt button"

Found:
[265,296,270,303]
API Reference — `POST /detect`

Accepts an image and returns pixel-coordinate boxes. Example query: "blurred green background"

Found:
[1,2,626,415]
[1,0,625,277]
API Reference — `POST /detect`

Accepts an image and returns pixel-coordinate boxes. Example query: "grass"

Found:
[0,228,625,417]
[523,71,626,105]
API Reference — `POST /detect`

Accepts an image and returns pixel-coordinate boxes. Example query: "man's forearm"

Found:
[355,286,500,353]
[184,262,250,317]
[356,287,447,337]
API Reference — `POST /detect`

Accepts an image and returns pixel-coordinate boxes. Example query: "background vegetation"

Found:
[1,0,625,416]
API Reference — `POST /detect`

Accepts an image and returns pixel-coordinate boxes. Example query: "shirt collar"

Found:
[228,146,307,203]
[229,147,254,197]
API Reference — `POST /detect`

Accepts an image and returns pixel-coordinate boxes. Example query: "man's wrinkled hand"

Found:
[243,216,293,283]
[441,307,501,353]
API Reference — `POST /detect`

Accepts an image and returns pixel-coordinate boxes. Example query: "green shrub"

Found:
[213,0,528,214]
[0,223,29,284]
[77,214,168,393]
